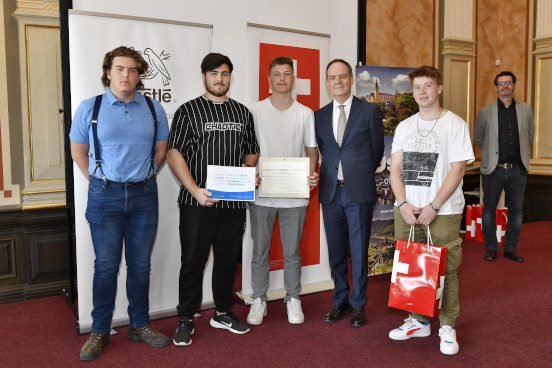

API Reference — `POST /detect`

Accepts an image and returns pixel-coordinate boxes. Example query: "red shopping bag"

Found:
[466,205,480,239]
[496,208,508,245]
[388,227,447,317]
[466,205,484,242]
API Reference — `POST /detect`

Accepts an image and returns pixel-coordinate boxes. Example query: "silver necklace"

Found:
[417,108,443,138]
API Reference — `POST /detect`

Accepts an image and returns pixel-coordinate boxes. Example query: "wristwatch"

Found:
[429,202,440,213]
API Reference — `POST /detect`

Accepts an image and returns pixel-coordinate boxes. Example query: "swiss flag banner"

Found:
[388,230,447,317]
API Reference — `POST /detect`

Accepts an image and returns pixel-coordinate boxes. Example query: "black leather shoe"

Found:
[350,307,366,327]
[323,302,353,323]
[504,250,524,262]
[484,250,497,261]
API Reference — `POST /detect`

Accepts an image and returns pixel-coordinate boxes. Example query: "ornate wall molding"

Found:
[442,38,476,57]
[15,1,59,14]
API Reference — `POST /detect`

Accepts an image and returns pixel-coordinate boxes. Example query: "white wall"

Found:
[73,0,358,102]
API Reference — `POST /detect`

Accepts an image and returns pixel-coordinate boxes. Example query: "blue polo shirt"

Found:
[70,88,170,182]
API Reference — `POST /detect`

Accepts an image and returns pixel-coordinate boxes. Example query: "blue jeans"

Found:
[481,167,527,251]
[85,177,159,333]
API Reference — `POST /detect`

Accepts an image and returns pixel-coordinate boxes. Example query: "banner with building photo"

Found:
[69,11,212,333]
[241,25,332,302]
[355,65,418,276]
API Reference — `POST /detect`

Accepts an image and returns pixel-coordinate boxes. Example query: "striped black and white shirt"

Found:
[168,95,260,209]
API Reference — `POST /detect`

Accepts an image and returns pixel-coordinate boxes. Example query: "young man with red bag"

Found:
[388,66,474,355]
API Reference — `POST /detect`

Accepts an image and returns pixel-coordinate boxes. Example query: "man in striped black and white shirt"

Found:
[167,53,260,347]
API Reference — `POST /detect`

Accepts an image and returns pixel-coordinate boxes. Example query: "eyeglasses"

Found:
[497,81,515,86]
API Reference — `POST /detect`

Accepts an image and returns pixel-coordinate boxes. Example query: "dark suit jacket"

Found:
[315,96,384,204]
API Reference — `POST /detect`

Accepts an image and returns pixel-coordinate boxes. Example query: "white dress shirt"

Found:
[331,94,353,180]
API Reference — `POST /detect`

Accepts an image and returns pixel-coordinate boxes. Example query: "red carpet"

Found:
[1,221,550,367]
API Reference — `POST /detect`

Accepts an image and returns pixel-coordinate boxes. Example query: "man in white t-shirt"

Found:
[247,57,319,325]
[388,66,474,355]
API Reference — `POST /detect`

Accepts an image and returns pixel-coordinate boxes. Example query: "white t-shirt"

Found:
[391,110,475,215]
[249,98,317,208]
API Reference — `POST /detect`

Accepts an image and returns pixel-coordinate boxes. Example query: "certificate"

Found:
[259,157,310,198]
[206,165,256,201]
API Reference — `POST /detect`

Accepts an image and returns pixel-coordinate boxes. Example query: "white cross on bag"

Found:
[436,275,445,309]
[391,250,409,283]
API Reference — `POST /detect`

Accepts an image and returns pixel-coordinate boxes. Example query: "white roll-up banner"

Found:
[69,11,212,333]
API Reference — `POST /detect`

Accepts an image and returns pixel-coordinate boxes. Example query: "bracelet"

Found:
[397,201,407,209]
[429,202,440,213]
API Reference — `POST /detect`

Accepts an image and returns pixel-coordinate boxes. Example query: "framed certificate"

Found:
[206,165,256,201]
[259,157,310,198]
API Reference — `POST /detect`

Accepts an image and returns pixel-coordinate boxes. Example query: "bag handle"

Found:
[407,225,434,253]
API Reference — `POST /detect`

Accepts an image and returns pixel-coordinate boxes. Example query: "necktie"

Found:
[337,105,346,178]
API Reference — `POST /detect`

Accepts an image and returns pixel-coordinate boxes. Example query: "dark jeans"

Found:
[481,167,527,251]
[177,205,246,318]
[85,177,159,333]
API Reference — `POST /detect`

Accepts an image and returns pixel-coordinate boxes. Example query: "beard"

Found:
[205,81,229,97]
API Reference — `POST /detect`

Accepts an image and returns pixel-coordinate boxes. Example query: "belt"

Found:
[102,177,154,188]
[497,163,522,169]
[337,180,345,186]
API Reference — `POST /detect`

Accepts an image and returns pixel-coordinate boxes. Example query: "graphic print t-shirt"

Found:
[391,111,474,215]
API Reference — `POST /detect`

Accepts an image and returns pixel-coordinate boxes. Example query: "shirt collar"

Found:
[106,88,142,105]
[497,97,516,108]
[333,94,353,110]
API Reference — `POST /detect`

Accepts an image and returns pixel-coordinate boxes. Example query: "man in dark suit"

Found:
[474,71,534,262]
[315,59,384,327]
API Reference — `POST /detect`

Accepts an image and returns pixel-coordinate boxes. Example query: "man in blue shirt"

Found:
[70,46,170,361]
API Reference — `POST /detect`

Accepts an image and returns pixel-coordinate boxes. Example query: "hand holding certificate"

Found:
[259,157,310,198]
[206,165,256,201]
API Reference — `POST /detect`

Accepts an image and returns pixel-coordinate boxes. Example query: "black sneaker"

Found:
[173,318,194,346]
[209,310,250,334]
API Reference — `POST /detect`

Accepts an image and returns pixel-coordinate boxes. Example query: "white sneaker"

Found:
[389,315,431,340]
[246,298,267,325]
[439,326,459,355]
[286,298,304,324]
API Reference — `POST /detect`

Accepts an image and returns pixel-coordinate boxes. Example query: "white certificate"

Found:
[259,157,310,198]
[206,165,256,201]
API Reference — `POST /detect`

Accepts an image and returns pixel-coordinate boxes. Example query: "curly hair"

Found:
[101,46,148,89]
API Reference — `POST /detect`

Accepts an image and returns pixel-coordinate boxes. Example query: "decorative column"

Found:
[441,0,476,136]
[12,1,65,209]
[532,0,552,172]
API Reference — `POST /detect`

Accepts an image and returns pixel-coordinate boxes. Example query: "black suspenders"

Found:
[90,94,158,181]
